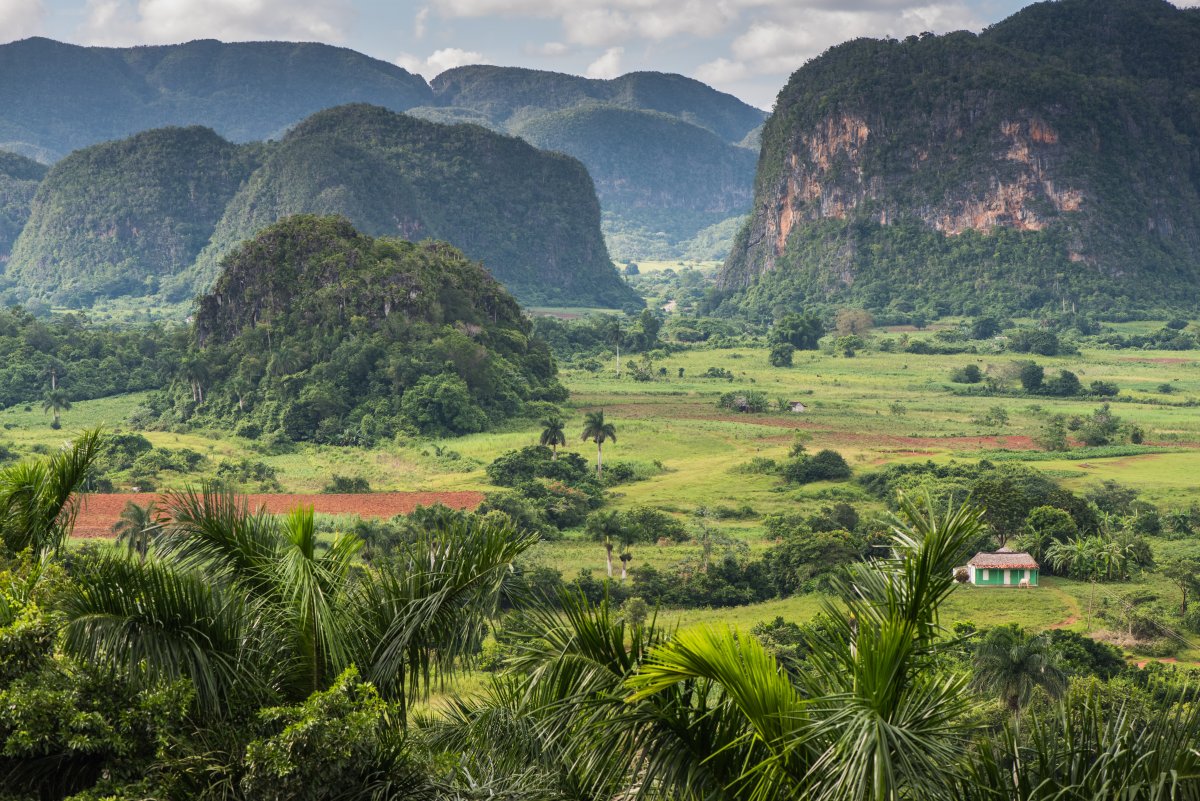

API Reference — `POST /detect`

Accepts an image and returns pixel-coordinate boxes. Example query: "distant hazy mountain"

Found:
[0,38,432,162]
[0,41,765,261]
[428,67,766,260]
[5,105,635,309]
[720,0,1200,316]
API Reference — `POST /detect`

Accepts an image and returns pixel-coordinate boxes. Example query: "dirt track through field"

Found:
[73,491,485,538]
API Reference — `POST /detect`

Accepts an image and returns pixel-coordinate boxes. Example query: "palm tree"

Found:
[112,500,161,560]
[581,410,617,477]
[63,484,538,718]
[0,428,104,557]
[538,417,566,460]
[41,388,71,428]
[455,493,984,801]
[971,625,1065,714]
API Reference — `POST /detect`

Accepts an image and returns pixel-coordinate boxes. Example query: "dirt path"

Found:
[74,491,485,538]
[1044,582,1083,629]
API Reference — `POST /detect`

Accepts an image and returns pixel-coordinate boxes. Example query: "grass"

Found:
[34,332,1200,661]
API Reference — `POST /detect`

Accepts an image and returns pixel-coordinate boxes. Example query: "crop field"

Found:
[22,331,1200,662]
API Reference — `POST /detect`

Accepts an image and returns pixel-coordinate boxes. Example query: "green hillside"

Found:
[0,150,45,264]
[0,37,431,161]
[5,127,257,305]
[192,104,635,307]
[514,105,756,259]
[158,215,565,442]
[720,0,1200,318]
[2,107,635,309]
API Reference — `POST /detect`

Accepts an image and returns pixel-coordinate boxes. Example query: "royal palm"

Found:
[581,410,616,477]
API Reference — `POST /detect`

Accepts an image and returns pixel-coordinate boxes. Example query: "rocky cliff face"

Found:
[722,0,1200,315]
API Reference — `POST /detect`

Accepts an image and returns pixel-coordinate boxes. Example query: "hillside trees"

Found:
[158,216,565,442]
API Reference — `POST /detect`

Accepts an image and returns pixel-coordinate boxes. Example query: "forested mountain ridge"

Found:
[0,150,46,264]
[429,66,765,143]
[191,104,632,307]
[0,40,765,262]
[3,106,635,309]
[6,127,258,304]
[427,67,766,260]
[162,215,565,442]
[0,37,431,161]
[720,0,1200,317]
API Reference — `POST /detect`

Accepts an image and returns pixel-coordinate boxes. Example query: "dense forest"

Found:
[151,215,565,443]
[721,0,1200,317]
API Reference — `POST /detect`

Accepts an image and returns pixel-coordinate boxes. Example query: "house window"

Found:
[982,569,989,581]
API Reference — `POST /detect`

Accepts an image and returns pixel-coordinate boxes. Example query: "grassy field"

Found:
[25,330,1200,662]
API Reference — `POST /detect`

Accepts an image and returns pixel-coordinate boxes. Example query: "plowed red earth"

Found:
[72,491,484,539]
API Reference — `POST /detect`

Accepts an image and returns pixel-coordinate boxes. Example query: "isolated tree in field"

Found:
[1163,558,1200,617]
[834,307,873,336]
[972,625,1065,714]
[112,500,161,561]
[581,410,616,477]
[42,388,71,428]
[539,417,566,459]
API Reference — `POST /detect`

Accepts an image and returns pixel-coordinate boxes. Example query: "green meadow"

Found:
[26,333,1200,662]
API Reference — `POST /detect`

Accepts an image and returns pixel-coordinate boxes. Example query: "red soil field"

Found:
[72,491,484,539]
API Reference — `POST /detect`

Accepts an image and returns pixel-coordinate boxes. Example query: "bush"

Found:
[718,390,770,413]
[323,475,371,493]
[486,445,593,488]
[1019,362,1044,392]
[950,364,983,383]
[1089,381,1119,397]
[769,343,795,367]
[782,449,851,484]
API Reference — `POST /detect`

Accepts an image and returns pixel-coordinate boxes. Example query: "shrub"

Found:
[769,343,795,367]
[718,390,770,413]
[486,445,592,488]
[1089,381,1119,397]
[782,449,851,484]
[950,364,983,383]
[323,475,371,493]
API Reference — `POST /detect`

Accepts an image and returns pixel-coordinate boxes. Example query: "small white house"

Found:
[961,546,1040,587]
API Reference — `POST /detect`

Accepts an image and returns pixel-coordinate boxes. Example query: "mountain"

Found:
[167,215,565,442]
[719,0,1200,317]
[430,67,766,260]
[4,106,635,309]
[430,67,765,143]
[0,39,764,263]
[192,104,634,307]
[0,151,46,264]
[6,127,258,304]
[512,106,757,260]
[0,37,431,161]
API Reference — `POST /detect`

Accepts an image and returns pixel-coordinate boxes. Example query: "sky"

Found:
[0,0,1196,109]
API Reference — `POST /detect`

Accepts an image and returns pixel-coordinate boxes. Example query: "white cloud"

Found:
[78,0,352,46]
[395,46,488,78]
[527,40,569,56]
[0,0,45,41]
[585,45,623,78]
[414,6,429,38]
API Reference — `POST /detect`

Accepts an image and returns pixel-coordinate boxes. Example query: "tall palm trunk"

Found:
[596,441,603,477]
[605,539,613,578]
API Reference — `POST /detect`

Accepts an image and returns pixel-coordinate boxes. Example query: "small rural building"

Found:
[788,401,808,413]
[964,547,1039,587]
